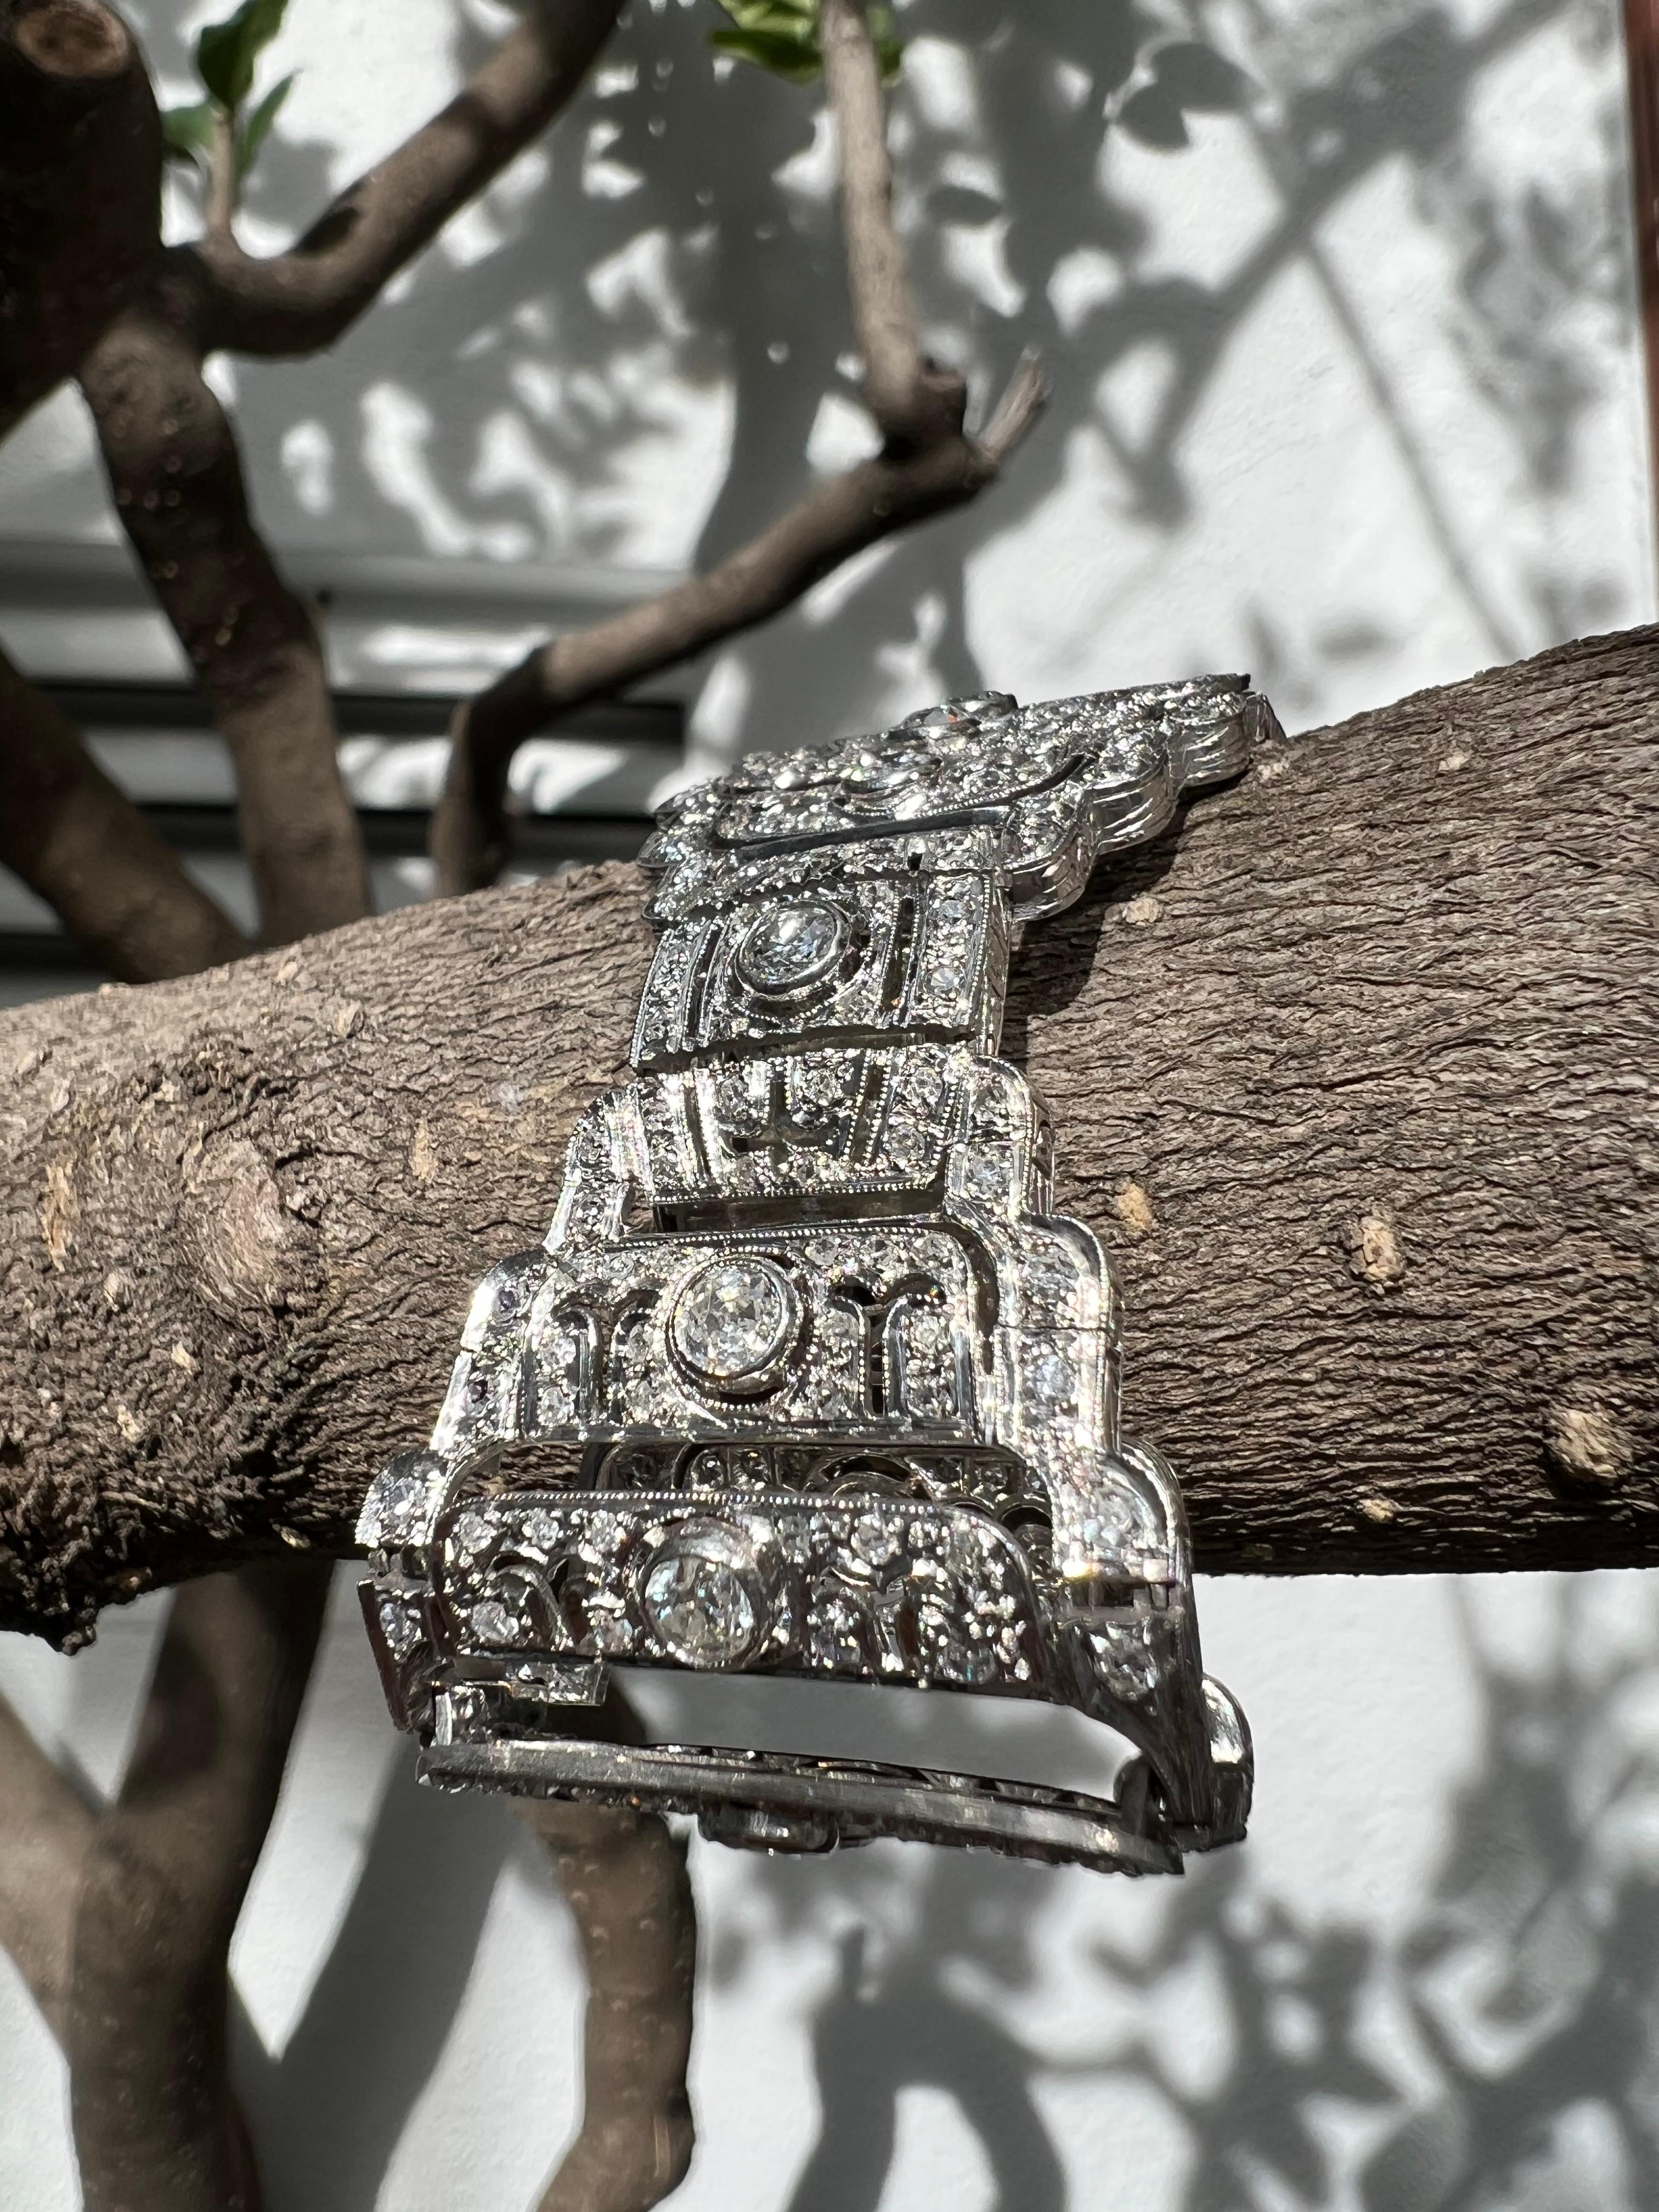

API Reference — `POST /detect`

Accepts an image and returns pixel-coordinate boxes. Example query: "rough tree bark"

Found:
[2,627,1652,1650]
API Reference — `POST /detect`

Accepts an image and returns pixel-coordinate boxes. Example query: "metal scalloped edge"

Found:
[419,1736,1183,1876]
[1172,682,1278,793]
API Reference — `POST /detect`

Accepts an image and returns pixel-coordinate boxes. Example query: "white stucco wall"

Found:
[2,1,1654,2207]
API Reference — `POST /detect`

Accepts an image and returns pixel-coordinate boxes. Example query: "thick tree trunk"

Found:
[2,629,1654,1646]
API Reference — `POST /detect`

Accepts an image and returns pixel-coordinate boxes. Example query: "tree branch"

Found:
[0,642,250,979]
[77,293,371,946]
[518,1699,695,2212]
[0,0,161,440]
[4,15,692,2200]
[428,5,1043,895]
[819,0,956,447]
[66,1561,331,2212]
[204,101,236,246]
[2,628,1654,1645]
[430,430,1028,893]
[0,1690,95,2039]
[189,0,620,358]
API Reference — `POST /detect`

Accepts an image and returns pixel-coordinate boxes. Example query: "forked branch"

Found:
[430,0,1045,895]
[67,1562,332,2212]
[430,431,1026,892]
[191,0,621,356]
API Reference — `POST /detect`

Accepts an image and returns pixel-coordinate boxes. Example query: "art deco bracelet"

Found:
[358,680,1275,1875]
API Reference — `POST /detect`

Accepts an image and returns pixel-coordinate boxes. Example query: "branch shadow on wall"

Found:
[106,0,1627,758]
[232,1753,514,2212]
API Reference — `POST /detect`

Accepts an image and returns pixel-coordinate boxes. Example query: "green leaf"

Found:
[160,99,216,168]
[195,0,288,111]
[716,0,818,28]
[709,26,822,82]
[707,0,902,85]
[235,71,293,182]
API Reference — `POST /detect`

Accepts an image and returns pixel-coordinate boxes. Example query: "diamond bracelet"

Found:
[357,680,1276,1875]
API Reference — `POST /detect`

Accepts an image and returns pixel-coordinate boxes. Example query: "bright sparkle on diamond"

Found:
[670,1257,794,1386]
[642,1543,760,1666]
[736,900,845,995]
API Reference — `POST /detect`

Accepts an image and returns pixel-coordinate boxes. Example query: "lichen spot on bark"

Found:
[40,1158,78,1269]
[1113,1180,1155,1238]
[1346,1206,1405,1290]
[1545,1403,1635,1489]
[185,1135,302,1317]
[409,1118,438,1185]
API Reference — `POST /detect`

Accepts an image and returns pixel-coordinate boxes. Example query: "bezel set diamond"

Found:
[358,677,1278,1874]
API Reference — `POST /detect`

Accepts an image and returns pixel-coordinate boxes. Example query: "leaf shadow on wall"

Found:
[115,0,1623,764]
[725,1581,1659,2212]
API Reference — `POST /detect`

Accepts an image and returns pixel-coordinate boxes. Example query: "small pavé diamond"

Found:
[451,1510,495,1561]
[370,1470,421,1542]
[851,1510,900,1567]
[1026,1346,1076,1413]
[961,1149,1010,1200]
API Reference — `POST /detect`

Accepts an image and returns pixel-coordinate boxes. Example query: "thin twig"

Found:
[205,102,236,242]
[818,0,935,442]
[977,347,1048,464]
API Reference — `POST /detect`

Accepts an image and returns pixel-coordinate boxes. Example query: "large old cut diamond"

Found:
[669,1256,797,1389]
[641,1529,765,1666]
[736,900,847,995]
